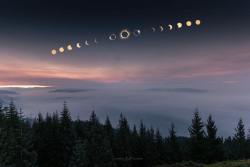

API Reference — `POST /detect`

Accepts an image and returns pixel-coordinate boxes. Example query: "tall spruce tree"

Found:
[131,125,139,157]
[233,118,246,159]
[137,121,153,164]
[86,111,113,167]
[188,109,205,162]
[145,127,157,165]
[104,116,114,150]
[0,100,37,167]
[69,140,88,167]
[168,123,182,163]
[0,102,4,126]
[155,128,165,164]
[115,113,131,158]
[60,102,75,167]
[234,118,246,142]
[205,115,223,163]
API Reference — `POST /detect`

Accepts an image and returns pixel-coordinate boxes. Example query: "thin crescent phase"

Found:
[152,27,156,32]
[109,34,116,40]
[76,43,82,48]
[94,38,98,44]
[160,26,164,32]
[85,40,90,46]
[168,24,173,30]
[133,29,141,37]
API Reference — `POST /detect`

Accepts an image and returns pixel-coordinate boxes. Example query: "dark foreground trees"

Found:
[0,100,37,167]
[1,101,250,167]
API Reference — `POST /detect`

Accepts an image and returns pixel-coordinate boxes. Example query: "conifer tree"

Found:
[104,116,114,149]
[85,111,113,167]
[5,99,19,128]
[145,127,157,165]
[0,100,37,167]
[168,123,182,163]
[233,118,246,159]
[234,118,246,142]
[155,128,165,164]
[131,125,139,157]
[206,115,217,140]
[60,102,75,167]
[0,102,4,125]
[188,109,205,162]
[205,115,223,163]
[115,113,131,158]
[137,121,149,163]
[69,140,88,167]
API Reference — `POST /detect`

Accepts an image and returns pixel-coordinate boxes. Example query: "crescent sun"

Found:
[76,43,82,48]
[168,24,173,30]
[151,27,156,32]
[109,34,116,40]
[85,40,90,46]
[94,38,98,44]
[160,26,164,32]
[133,29,141,37]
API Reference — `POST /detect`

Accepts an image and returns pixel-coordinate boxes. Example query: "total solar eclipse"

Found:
[120,29,131,40]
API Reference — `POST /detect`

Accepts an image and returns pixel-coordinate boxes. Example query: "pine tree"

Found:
[104,116,114,149]
[0,102,4,125]
[131,125,139,157]
[0,100,37,167]
[5,99,19,128]
[206,115,217,140]
[155,128,165,164]
[86,111,113,167]
[69,140,88,167]
[115,113,131,158]
[205,115,223,163]
[145,127,157,165]
[233,118,246,159]
[167,123,182,163]
[188,109,205,162]
[138,121,150,163]
[34,113,62,167]
[224,136,234,160]
[59,102,75,167]
[234,118,245,142]
[89,110,99,126]
[32,113,45,167]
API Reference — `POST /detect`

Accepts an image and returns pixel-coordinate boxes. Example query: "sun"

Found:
[59,47,65,53]
[177,22,183,28]
[195,19,201,26]
[51,49,57,55]
[186,21,192,27]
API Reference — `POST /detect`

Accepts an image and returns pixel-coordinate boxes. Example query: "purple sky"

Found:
[1,0,250,137]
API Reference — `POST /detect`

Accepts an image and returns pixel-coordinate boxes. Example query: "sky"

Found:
[0,0,250,137]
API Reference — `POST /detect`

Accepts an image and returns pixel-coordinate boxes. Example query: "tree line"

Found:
[0,101,250,167]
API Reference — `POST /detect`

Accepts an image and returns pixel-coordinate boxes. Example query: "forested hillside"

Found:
[0,101,250,167]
